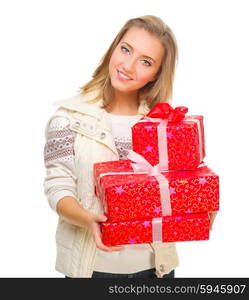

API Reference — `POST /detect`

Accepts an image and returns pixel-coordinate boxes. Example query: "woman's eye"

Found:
[121,46,129,53]
[142,60,151,66]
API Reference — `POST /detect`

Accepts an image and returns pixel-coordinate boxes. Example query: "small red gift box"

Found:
[94,158,219,223]
[101,212,210,246]
[132,103,205,170]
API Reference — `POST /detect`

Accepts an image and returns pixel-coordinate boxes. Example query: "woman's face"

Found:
[109,27,165,93]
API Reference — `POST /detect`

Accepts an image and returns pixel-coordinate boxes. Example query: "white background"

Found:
[0,0,248,277]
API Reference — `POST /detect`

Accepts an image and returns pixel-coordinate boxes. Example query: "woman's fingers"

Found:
[92,221,125,252]
[93,214,107,223]
[95,233,125,252]
[93,225,110,251]
[208,211,218,230]
[108,245,125,252]
[96,242,125,252]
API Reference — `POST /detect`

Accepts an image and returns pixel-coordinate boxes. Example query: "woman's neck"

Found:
[106,90,139,115]
[106,105,139,115]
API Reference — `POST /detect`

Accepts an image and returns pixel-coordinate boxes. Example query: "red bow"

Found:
[147,103,188,122]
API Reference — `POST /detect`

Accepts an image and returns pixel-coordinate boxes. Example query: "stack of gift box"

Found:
[93,103,219,246]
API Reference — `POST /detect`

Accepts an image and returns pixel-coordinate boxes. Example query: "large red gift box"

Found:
[132,103,205,170]
[94,159,219,223]
[101,212,210,246]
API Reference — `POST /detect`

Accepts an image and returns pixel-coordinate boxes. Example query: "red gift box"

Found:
[94,159,219,223]
[132,103,205,170]
[101,212,210,246]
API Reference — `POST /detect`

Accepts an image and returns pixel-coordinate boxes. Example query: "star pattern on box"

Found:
[115,186,124,194]
[145,145,153,152]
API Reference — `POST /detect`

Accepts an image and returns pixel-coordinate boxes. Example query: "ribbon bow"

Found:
[147,103,188,122]
[127,150,172,217]
[127,149,162,176]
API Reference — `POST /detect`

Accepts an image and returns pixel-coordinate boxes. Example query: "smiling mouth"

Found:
[117,70,133,80]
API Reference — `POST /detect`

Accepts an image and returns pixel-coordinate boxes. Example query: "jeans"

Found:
[65,268,175,278]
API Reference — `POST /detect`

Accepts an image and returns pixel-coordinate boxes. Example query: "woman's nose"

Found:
[122,57,136,73]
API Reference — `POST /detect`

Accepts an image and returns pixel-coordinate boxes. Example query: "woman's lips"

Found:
[116,70,133,82]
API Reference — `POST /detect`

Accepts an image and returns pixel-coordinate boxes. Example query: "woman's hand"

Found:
[86,213,125,252]
[208,211,218,230]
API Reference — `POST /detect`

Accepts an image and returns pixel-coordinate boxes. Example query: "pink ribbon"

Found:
[152,218,163,243]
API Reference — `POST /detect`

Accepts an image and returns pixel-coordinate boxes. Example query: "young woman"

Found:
[43,15,206,278]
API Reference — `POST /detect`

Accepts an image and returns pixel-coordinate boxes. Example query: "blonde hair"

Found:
[78,15,178,110]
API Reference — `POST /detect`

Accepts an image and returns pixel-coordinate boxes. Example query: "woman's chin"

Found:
[111,81,140,93]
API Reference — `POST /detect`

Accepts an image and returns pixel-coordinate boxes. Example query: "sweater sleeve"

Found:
[43,116,77,214]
